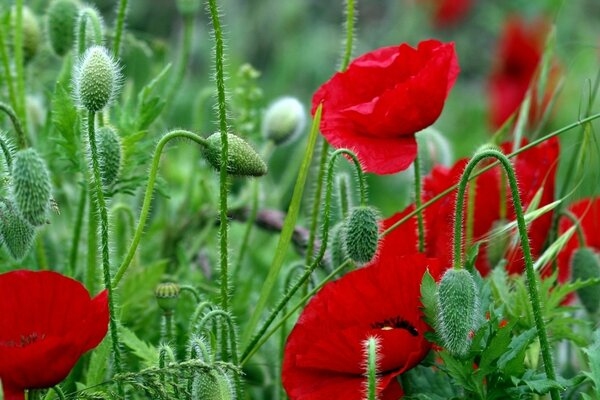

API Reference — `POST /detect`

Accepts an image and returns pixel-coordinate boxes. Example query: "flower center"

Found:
[0,332,45,348]
[371,316,418,336]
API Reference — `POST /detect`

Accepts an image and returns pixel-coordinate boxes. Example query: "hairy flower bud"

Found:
[571,247,600,315]
[155,282,180,313]
[11,149,52,226]
[344,206,380,265]
[10,6,41,64]
[196,369,235,400]
[74,45,120,112]
[97,126,122,188]
[437,269,478,357]
[176,0,201,16]
[0,200,35,261]
[262,97,306,145]
[203,133,267,177]
[46,0,79,56]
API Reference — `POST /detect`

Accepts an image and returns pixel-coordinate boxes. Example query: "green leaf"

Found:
[498,328,537,375]
[120,325,159,367]
[85,337,111,386]
[478,321,513,374]
[583,330,600,396]
[420,270,438,328]
[135,63,172,131]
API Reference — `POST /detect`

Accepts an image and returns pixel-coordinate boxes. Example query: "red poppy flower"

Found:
[488,17,559,129]
[0,270,109,400]
[282,253,444,399]
[312,40,459,175]
[425,0,473,28]
[379,138,559,278]
[557,198,600,283]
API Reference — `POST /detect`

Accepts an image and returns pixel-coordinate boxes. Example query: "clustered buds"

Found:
[196,368,235,400]
[11,148,52,226]
[74,45,120,112]
[155,282,181,314]
[436,269,478,357]
[0,200,35,261]
[571,247,600,315]
[262,97,306,145]
[11,6,41,64]
[344,206,380,265]
[46,0,79,56]
[203,132,267,177]
[96,126,122,188]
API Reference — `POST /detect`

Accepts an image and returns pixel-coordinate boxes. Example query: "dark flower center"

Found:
[371,316,418,336]
[0,332,46,348]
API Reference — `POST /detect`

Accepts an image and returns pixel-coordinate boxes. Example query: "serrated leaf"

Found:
[120,326,159,367]
[478,321,514,374]
[135,63,172,131]
[498,328,537,373]
[85,337,111,386]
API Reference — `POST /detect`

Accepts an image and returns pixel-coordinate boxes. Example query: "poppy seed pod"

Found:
[155,282,180,313]
[344,206,380,265]
[10,6,41,64]
[46,0,79,56]
[437,268,478,358]
[262,97,306,145]
[571,247,600,315]
[74,46,120,112]
[196,369,235,400]
[330,222,347,267]
[0,200,35,261]
[11,148,52,226]
[202,133,267,177]
[96,126,122,188]
[176,0,201,16]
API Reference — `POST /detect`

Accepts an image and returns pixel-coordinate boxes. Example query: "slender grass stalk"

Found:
[112,0,129,58]
[86,110,122,377]
[561,210,586,248]
[452,149,559,400]
[0,25,18,114]
[414,151,425,252]
[206,0,230,314]
[0,101,27,149]
[112,130,208,288]
[14,0,28,139]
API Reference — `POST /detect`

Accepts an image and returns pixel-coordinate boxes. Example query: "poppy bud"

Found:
[155,282,180,314]
[487,219,511,268]
[176,0,201,16]
[344,206,380,265]
[196,369,235,400]
[202,132,267,177]
[11,148,52,226]
[437,268,478,357]
[46,0,79,56]
[96,126,122,188]
[0,200,35,261]
[74,45,120,112]
[11,6,41,64]
[262,97,306,145]
[330,222,347,267]
[571,247,600,315]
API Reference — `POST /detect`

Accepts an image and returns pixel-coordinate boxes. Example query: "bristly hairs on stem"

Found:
[112,0,129,59]
[0,101,27,149]
[14,0,29,139]
[0,131,15,170]
[362,336,380,400]
[75,6,105,56]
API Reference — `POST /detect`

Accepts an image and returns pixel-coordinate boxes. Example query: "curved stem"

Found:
[206,0,230,314]
[86,110,122,377]
[112,0,129,58]
[180,285,201,303]
[560,210,586,248]
[381,112,600,239]
[0,101,27,149]
[452,149,559,400]
[241,148,365,362]
[196,310,239,365]
[77,7,104,56]
[414,151,425,252]
[112,130,207,288]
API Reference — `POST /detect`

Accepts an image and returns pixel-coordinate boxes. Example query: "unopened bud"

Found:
[262,97,306,145]
[344,206,380,265]
[97,126,122,188]
[195,368,235,400]
[11,149,52,226]
[203,133,267,177]
[46,0,79,56]
[0,200,35,261]
[74,45,120,112]
[437,268,478,357]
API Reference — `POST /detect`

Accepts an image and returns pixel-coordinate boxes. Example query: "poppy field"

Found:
[1,0,600,399]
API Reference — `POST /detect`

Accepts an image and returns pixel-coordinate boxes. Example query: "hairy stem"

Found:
[112,0,129,58]
[86,191,98,294]
[0,26,18,115]
[113,130,208,288]
[77,7,104,56]
[14,0,28,139]
[0,101,27,149]
[86,111,122,378]
[452,149,559,400]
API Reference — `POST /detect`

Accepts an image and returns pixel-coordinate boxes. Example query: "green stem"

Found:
[0,25,18,114]
[77,7,104,56]
[196,310,239,365]
[465,175,477,248]
[86,110,122,378]
[35,234,48,270]
[112,0,129,58]
[206,0,230,315]
[452,149,559,400]
[0,135,13,169]
[560,210,586,248]
[365,337,378,400]
[241,149,366,363]
[180,285,201,303]
[0,101,27,149]
[14,0,28,139]
[86,190,97,294]
[337,174,351,218]
[414,151,425,253]
[381,113,600,239]
[305,141,330,265]
[341,0,355,72]
[163,312,174,343]
[51,387,66,400]
[69,184,87,276]
[112,130,207,288]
